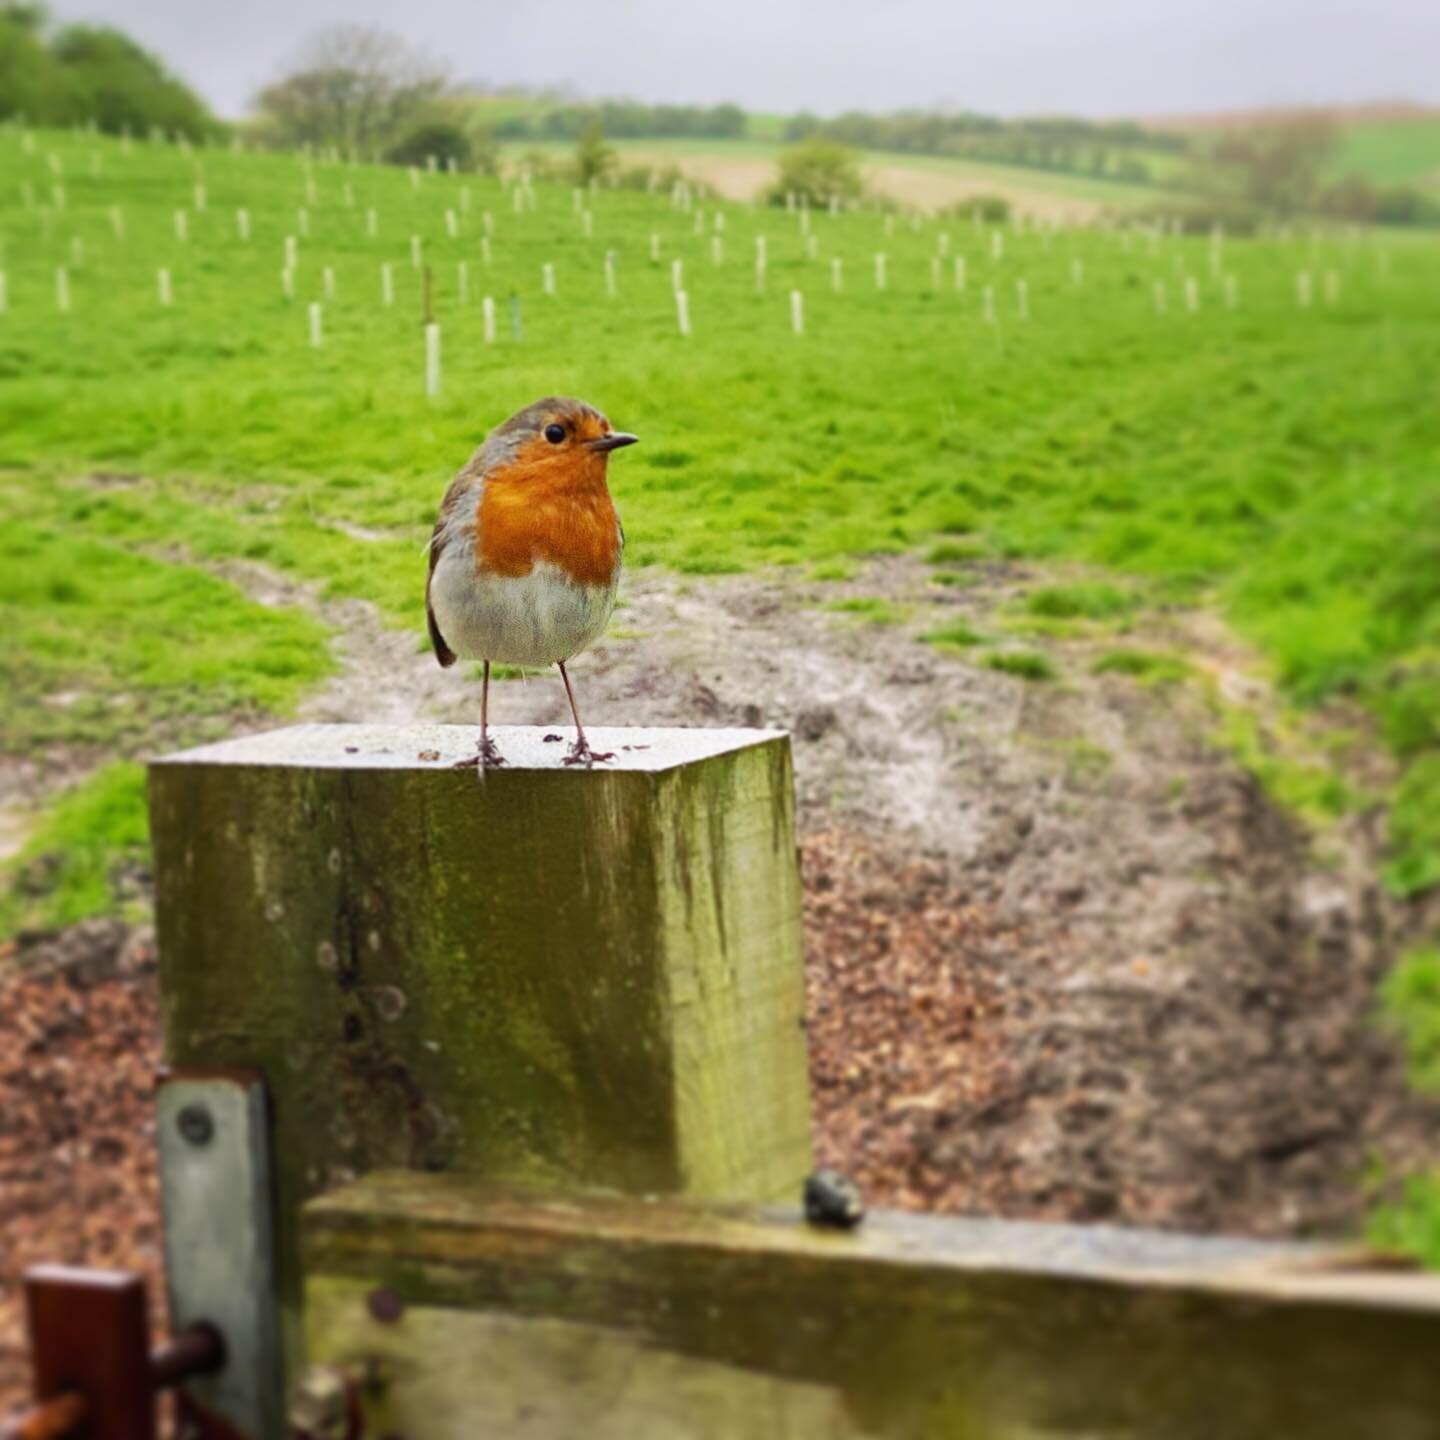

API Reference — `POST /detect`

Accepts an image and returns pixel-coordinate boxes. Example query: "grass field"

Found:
[1,125,1439,1235]
[1329,117,1440,190]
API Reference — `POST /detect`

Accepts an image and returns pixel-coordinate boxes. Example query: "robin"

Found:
[426,396,637,769]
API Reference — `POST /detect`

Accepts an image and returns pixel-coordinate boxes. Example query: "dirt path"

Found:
[4,549,1437,1406]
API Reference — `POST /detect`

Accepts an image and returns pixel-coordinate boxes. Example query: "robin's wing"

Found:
[425,470,480,669]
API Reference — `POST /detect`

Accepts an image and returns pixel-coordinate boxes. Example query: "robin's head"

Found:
[479,397,637,480]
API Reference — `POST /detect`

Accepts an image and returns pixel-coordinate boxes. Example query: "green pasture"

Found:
[1330,117,1440,191]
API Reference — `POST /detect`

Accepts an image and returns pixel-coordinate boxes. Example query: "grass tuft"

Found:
[825,596,907,625]
[1025,583,1133,620]
[1092,648,1191,684]
[0,763,148,936]
[923,619,985,650]
[984,649,1057,681]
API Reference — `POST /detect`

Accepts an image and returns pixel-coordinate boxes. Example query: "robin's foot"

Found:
[562,738,615,767]
[453,737,507,770]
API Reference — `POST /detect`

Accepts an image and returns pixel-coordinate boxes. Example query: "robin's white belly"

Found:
[430,551,619,667]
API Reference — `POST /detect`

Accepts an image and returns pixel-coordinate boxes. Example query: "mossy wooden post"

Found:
[148,723,812,1386]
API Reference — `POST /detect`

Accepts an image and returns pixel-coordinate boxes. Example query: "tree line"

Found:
[782,109,1185,185]
[484,97,747,141]
[0,2,215,139]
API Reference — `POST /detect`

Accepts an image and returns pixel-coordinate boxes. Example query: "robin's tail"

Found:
[427,604,457,667]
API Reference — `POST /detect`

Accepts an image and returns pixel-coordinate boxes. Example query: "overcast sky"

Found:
[64,0,1440,120]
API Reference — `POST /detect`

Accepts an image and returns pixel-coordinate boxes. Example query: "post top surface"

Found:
[153,723,788,774]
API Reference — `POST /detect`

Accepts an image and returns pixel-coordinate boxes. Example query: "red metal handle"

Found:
[1,1268,227,1440]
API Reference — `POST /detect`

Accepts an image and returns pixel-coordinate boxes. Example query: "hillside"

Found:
[1144,103,1440,192]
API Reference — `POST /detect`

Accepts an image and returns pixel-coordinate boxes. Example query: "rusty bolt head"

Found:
[366,1286,404,1323]
[176,1103,214,1147]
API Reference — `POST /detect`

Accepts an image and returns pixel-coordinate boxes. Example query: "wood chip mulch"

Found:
[0,922,166,1410]
[802,827,1037,1214]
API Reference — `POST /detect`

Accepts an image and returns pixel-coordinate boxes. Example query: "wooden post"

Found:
[303,1174,1440,1440]
[424,322,440,396]
[149,724,811,1376]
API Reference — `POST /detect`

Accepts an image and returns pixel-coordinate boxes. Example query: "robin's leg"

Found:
[455,660,506,770]
[558,661,614,766]
[478,659,506,767]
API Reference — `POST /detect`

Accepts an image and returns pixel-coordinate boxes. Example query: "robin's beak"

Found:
[590,432,638,453]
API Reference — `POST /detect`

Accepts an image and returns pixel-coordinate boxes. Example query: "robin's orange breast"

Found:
[477,450,621,588]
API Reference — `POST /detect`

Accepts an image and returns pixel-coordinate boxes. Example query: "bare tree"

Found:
[253,25,447,154]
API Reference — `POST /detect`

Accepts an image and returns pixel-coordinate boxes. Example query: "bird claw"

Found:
[454,738,507,771]
[562,740,614,767]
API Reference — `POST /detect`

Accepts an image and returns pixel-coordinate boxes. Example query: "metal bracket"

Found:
[157,1070,282,1440]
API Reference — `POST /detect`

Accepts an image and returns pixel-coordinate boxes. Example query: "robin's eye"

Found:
[543,423,566,444]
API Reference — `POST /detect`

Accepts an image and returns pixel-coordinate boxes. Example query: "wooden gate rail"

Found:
[301,1171,1440,1440]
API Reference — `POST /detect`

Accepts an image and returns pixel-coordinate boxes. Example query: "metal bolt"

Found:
[176,1103,214,1146]
[366,1286,404,1323]
[803,1168,865,1230]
